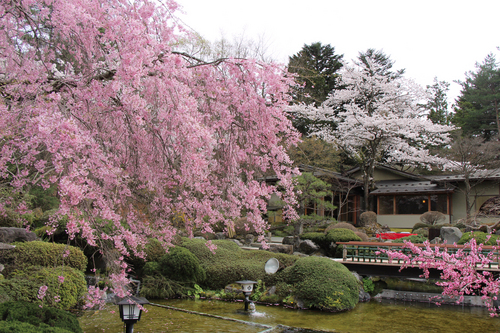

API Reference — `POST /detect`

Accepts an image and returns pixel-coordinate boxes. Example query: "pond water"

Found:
[79,298,500,333]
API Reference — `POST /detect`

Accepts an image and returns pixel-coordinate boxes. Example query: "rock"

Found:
[229,239,243,246]
[244,234,255,245]
[350,271,362,282]
[0,242,15,250]
[0,264,3,272]
[299,240,319,254]
[359,289,371,302]
[260,243,293,254]
[282,236,295,245]
[440,227,462,245]
[430,237,441,244]
[0,227,37,243]
[215,232,226,240]
[267,286,276,295]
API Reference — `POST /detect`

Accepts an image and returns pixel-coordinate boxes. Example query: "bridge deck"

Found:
[336,241,500,272]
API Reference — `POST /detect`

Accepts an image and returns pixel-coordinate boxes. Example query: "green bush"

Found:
[398,235,427,243]
[0,301,82,333]
[158,247,206,283]
[143,261,160,276]
[0,266,87,310]
[325,228,362,243]
[324,222,357,233]
[0,321,73,333]
[181,239,298,290]
[125,238,169,277]
[140,275,185,299]
[412,222,429,232]
[413,228,428,237]
[286,256,359,312]
[1,241,87,275]
[458,232,500,246]
[326,229,362,257]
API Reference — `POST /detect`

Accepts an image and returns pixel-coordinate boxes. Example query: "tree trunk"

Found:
[464,174,473,223]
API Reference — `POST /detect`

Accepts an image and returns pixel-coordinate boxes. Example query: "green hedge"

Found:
[398,235,427,243]
[180,239,298,290]
[0,321,73,333]
[286,256,359,312]
[0,266,87,310]
[0,301,81,333]
[1,241,87,275]
[165,239,359,312]
[458,232,500,246]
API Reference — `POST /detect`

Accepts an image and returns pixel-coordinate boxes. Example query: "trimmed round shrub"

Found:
[413,228,428,237]
[324,222,357,233]
[354,231,369,241]
[1,241,87,275]
[0,301,82,333]
[326,228,362,257]
[458,232,500,246]
[0,266,87,310]
[286,256,359,312]
[158,247,206,283]
[412,222,429,232]
[359,211,377,227]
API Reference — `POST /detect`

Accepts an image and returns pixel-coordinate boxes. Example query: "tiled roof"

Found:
[371,180,453,195]
[429,169,500,182]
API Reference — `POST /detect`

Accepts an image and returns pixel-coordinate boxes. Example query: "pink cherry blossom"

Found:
[0,0,300,306]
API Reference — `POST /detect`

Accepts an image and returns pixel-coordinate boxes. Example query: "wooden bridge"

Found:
[335,241,500,278]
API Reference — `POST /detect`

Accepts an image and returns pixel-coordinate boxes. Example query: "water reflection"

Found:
[79,298,500,333]
[156,298,500,333]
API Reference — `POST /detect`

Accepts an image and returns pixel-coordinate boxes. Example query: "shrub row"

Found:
[0,241,87,275]
[458,231,500,246]
[0,301,82,333]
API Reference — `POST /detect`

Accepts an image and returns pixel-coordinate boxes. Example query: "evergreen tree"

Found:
[356,48,405,80]
[287,42,343,134]
[452,53,500,140]
[423,78,450,125]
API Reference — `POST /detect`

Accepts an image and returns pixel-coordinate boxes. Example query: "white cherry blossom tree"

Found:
[290,56,453,211]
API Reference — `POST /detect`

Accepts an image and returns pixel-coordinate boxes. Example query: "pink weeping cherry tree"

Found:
[381,238,500,316]
[0,0,300,303]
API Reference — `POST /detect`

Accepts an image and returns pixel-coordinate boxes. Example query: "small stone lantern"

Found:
[236,280,257,312]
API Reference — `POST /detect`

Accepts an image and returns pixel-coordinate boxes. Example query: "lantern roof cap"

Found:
[114,296,150,306]
[236,280,257,284]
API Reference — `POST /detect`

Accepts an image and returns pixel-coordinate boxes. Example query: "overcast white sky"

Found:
[176,0,500,105]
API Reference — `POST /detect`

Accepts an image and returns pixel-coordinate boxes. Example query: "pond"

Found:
[79,298,500,333]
